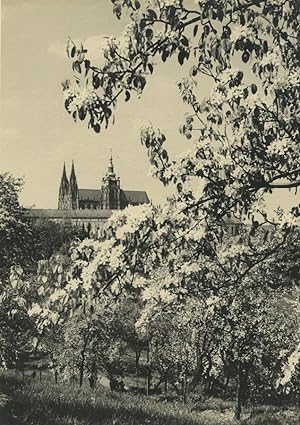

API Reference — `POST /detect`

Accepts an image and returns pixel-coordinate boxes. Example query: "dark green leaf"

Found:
[74,61,81,73]
[162,50,169,62]
[125,90,131,102]
[94,123,101,133]
[178,50,185,65]
[181,36,189,47]
[251,83,257,94]
[147,9,157,20]
[242,51,250,63]
[193,25,198,37]
[70,46,76,58]
[93,75,101,89]
[162,149,168,160]
[148,63,153,74]
[145,28,153,40]
[79,107,86,121]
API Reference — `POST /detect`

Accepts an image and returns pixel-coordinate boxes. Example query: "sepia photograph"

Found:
[0,0,299,423]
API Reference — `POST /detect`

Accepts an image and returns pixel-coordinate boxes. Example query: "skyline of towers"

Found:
[58,155,149,211]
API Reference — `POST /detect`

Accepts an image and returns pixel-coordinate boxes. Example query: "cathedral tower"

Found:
[58,163,71,209]
[100,153,121,209]
[69,160,79,209]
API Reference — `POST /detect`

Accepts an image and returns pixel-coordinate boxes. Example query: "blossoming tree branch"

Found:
[63,0,299,221]
[23,0,300,408]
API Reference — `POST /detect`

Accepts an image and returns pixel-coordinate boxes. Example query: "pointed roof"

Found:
[103,151,118,181]
[69,160,78,193]
[70,160,76,178]
[59,162,69,196]
[62,162,68,180]
[108,149,114,174]
[121,190,150,205]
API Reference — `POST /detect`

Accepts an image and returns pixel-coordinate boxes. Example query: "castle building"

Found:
[58,156,149,210]
[28,156,150,237]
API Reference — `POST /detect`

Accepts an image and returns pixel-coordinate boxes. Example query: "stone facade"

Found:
[58,156,149,211]
[29,156,150,237]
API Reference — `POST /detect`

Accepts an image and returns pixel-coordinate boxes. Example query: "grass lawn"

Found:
[0,372,299,425]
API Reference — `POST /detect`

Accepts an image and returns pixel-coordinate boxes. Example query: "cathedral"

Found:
[58,156,149,210]
[28,156,150,237]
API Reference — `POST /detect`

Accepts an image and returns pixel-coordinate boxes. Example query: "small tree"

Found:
[0,267,39,369]
[0,173,34,281]
[31,218,84,260]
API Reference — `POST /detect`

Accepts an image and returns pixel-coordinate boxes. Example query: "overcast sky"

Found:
[1,0,298,212]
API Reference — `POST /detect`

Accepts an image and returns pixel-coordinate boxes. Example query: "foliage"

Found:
[26,211,300,409]
[140,276,298,404]
[9,0,299,416]
[31,218,85,261]
[0,267,39,369]
[0,173,34,280]
[63,0,300,221]
[50,299,137,387]
[59,0,300,397]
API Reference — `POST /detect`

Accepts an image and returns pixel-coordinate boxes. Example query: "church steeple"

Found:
[69,160,79,209]
[58,162,70,209]
[108,150,115,175]
[100,152,121,209]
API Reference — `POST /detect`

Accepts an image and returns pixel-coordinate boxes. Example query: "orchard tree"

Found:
[44,298,139,388]
[28,202,299,331]
[25,203,300,417]
[0,266,39,369]
[31,218,85,261]
[62,0,299,222]
[0,173,34,280]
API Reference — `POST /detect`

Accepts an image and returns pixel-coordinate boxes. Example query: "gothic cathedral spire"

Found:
[58,162,79,209]
[108,149,115,175]
[58,162,70,209]
[100,152,121,209]
[69,160,79,209]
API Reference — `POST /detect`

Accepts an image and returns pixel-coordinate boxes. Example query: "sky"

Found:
[1,0,298,212]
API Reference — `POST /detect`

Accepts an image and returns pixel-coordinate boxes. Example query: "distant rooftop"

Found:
[77,189,150,205]
[27,209,113,219]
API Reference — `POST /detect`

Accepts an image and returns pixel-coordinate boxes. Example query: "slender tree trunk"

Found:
[79,351,85,387]
[135,350,140,371]
[182,371,188,404]
[235,373,242,420]
[146,347,151,396]
[89,359,97,389]
[72,349,75,388]
[235,363,248,420]
[135,349,140,389]
[164,376,168,394]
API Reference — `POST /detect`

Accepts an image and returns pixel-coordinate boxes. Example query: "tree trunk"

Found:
[79,351,85,387]
[135,349,141,389]
[235,363,248,420]
[135,349,141,371]
[72,350,75,388]
[146,348,151,396]
[164,377,168,394]
[235,375,242,420]
[182,372,188,404]
[89,360,97,389]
